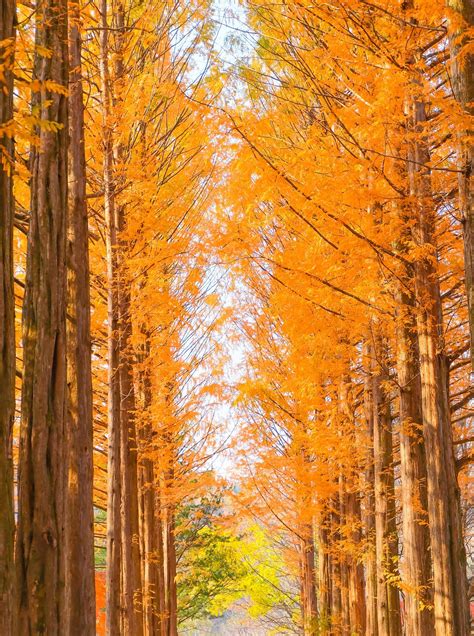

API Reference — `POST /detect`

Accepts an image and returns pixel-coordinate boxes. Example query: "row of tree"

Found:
[225,0,473,634]
[1,0,473,633]
[0,0,222,633]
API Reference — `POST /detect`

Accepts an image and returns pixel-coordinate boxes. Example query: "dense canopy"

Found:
[0,0,473,634]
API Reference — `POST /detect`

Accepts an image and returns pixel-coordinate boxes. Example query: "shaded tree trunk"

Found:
[370,334,402,636]
[406,95,470,635]
[64,3,96,632]
[137,337,162,636]
[318,513,332,633]
[0,3,16,632]
[100,0,122,631]
[395,278,433,634]
[346,489,366,636]
[300,523,318,635]
[363,344,378,636]
[16,0,69,632]
[448,0,474,370]
[164,501,178,636]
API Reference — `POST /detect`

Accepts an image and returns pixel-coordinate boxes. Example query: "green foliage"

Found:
[176,494,299,630]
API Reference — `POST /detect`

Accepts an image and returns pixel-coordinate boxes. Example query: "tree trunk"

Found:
[111,2,144,630]
[64,3,96,632]
[395,278,433,634]
[346,489,366,636]
[100,0,122,631]
[0,3,16,632]
[300,523,318,635]
[137,337,161,636]
[406,94,470,635]
[448,0,474,370]
[118,284,143,635]
[363,344,378,636]
[16,0,69,632]
[318,513,331,633]
[164,502,178,636]
[370,334,402,636]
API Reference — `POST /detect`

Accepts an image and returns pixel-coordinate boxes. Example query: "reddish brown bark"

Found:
[64,3,96,632]
[370,334,402,636]
[0,3,16,632]
[16,0,69,631]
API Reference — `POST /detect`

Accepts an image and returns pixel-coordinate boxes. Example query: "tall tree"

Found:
[0,2,16,632]
[448,0,474,369]
[16,0,69,632]
[65,1,96,632]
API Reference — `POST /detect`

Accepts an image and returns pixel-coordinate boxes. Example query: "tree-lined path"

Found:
[0,0,473,634]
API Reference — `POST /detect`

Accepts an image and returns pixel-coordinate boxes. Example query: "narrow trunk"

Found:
[0,3,16,632]
[448,0,474,370]
[363,345,378,636]
[407,95,470,635]
[165,504,178,636]
[112,3,143,630]
[318,513,331,633]
[329,506,342,626]
[338,377,365,636]
[371,334,402,636]
[300,523,318,635]
[16,0,69,632]
[156,484,167,636]
[64,3,96,632]
[338,487,350,636]
[395,285,433,634]
[137,339,161,636]
[346,489,366,636]
[100,0,122,631]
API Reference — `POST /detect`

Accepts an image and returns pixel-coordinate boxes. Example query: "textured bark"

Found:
[329,507,342,625]
[363,347,378,636]
[112,2,143,631]
[137,340,161,636]
[118,294,143,635]
[156,485,167,636]
[338,486,350,636]
[16,0,69,632]
[395,284,433,634]
[139,457,160,636]
[407,96,470,636]
[100,0,122,631]
[300,523,318,635]
[318,514,331,633]
[346,490,366,636]
[164,503,178,636]
[0,3,16,632]
[448,0,474,370]
[370,335,402,636]
[64,3,96,632]
[338,378,365,636]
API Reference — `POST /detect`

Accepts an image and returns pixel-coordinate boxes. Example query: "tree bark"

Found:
[300,523,318,635]
[370,333,402,636]
[16,0,69,632]
[448,0,474,370]
[346,489,366,636]
[0,3,16,632]
[318,512,331,633]
[164,501,178,636]
[100,0,122,631]
[363,343,378,636]
[64,3,96,632]
[406,95,470,635]
[395,276,433,634]
[137,337,162,636]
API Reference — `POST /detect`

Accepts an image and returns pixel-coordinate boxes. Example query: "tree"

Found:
[0,2,16,632]
[16,0,69,631]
